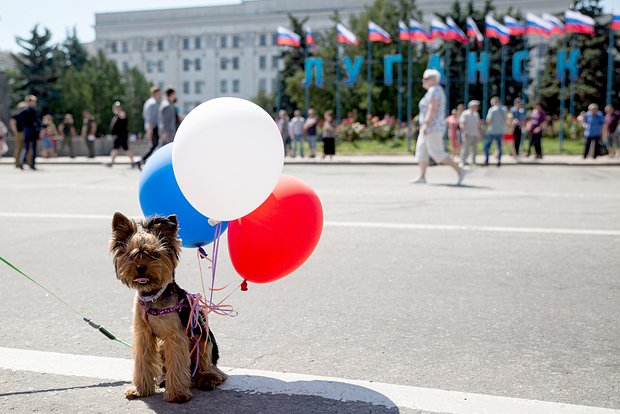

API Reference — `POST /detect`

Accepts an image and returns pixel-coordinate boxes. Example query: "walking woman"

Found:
[411,69,466,185]
[321,110,336,160]
[526,102,545,159]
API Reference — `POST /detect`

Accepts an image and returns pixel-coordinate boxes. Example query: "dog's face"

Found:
[110,212,181,293]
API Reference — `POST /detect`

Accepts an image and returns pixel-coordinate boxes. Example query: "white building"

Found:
[95,0,570,114]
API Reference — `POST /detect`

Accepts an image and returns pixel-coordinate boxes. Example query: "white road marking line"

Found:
[0,347,618,414]
[1,212,619,237]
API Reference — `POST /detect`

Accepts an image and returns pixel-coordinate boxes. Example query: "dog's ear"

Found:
[143,215,179,238]
[111,212,136,244]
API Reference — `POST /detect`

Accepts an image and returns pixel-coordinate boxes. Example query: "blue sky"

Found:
[1,0,619,52]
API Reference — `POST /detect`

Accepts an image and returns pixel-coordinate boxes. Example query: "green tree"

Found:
[11,25,62,114]
[121,67,151,134]
[62,27,89,70]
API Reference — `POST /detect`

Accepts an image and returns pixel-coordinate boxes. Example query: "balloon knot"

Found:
[208,219,220,227]
[240,280,248,291]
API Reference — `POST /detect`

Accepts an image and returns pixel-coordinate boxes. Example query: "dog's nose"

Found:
[136,264,147,275]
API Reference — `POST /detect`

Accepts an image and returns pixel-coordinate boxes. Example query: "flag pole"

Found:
[276,46,281,113]
[500,43,506,105]
[464,40,470,105]
[607,26,615,106]
[367,39,372,118]
[406,39,413,152]
[559,35,567,152]
[482,37,489,118]
[445,46,451,116]
[569,33,576,117]
[336,44,342,123]
[398,38,403,121]
[304,41,310,116]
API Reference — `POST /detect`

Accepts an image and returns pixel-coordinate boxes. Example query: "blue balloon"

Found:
[139,143,228,248]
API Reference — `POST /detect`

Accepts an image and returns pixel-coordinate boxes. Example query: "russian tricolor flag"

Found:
[398,20,409,41]
[565,10,595,35]
[466,17,484,44]
[504,16,525,36]
[446,16,468,44]
[542,13,565,35]
[485,15,510,44]
[305,27,316,50]
[526,13,552,38]
[409,18,430,42]
[613,11,620,31]
[337,23,359,46]
[276,26,301,47]
[368,21,392,43]
[430,18,449,41]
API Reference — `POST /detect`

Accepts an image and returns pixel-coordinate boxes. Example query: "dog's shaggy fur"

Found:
[110,212,226,403]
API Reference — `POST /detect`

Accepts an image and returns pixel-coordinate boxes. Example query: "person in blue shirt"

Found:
[582,103,605,159]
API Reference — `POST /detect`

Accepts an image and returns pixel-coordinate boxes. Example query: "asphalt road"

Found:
[0,163,619,413]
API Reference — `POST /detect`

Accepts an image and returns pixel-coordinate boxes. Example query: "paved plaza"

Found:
[0,162,619,413]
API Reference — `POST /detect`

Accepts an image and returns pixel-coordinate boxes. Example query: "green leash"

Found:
[0,256,131,348]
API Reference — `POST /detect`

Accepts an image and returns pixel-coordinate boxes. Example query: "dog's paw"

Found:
[124,385,154,399]
[164,390,192,403]
[194,370,227,391]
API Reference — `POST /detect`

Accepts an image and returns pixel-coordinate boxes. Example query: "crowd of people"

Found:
[275,108,336,160]
[2,85,180,170]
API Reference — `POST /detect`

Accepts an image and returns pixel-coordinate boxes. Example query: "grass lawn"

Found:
[329,137,585,155]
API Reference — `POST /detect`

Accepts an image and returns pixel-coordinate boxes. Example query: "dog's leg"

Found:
[125,307,160,399]
[193,331,227,391]
[161,325,192,403]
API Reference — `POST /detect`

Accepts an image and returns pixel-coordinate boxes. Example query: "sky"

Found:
[1,0,620,52]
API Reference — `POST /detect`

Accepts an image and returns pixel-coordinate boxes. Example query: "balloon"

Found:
[172,97,284,221]
[227,175,323,283]
[139,143,228,248]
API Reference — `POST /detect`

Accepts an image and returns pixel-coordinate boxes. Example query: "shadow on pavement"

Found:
[142,376,400,413]
[430,183,494,190]
[0,380,128,397]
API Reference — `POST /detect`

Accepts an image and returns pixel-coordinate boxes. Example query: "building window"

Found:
[220,79,228,94]
[183,59,191,72]
[220,58,228,70]
[195,81,205,94]
[157,39,164,51]
[272,33,278,45]
[122,42,128,53]
[183,81,190,94]
[259,78,267,91]
[232,79,240,93]
[220,36,227,48]
[195,58,202,71]
[272,78,277,92]
[195,37,202,49]
[259,55,266,70]
[183,38,190,50]
[122,62,129,72]
[232,57,240,70]
[184,103,193,114]
[259,34,267,47]
[110,42,118,53]
[146,61,154,73]
[157,60,164,73]
[271,55,279,70]
[158,82,165,91]
[233,35,241,48]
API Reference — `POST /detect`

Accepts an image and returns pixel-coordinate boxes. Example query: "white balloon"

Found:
[172,97,284,221]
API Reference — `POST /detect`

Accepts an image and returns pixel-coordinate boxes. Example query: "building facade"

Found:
[95,0,569,115]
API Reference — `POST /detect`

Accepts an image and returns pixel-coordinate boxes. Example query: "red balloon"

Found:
[228,175,323,283]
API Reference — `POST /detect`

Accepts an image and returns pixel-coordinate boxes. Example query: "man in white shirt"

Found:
[459,100,481,167]
[288,110,305,158]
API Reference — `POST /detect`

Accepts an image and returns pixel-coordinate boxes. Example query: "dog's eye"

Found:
[147,252,161,259]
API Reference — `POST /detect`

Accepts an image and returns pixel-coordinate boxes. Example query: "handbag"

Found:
[598,141,609,156]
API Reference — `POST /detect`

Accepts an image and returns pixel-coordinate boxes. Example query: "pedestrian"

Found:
[303,108,319,158]
[526,102,545,159]
[81,110,97,158]
[276,110,291,157]
[108,102,136,167]
[57,114,77,158]
[604,104,620,158]
[446,107,461,158]
[135,86,162,168]
[22,95,41,170]
[321,110,336,160]
[158,87,178,147]
[511,98,526,157]
[288,109,305,158]
[410,69,466,185]
[0,119,8,158]
[40,114,59,158]
[581,103,605,159]
[459,100,481,167]
[9,101,27,169]
[484,96,507,167]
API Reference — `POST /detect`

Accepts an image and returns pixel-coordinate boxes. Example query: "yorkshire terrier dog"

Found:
[110,212,227,403]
